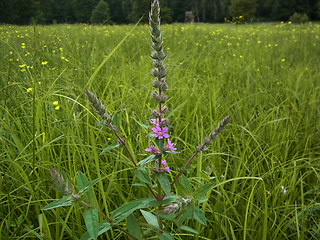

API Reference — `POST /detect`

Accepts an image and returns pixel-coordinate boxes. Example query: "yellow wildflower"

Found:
[53,101,59,105]
[27,88,33,92]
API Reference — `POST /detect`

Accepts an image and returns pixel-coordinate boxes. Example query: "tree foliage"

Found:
[229,0,257,20]
[0,0,319,24]
[90,0,112,24]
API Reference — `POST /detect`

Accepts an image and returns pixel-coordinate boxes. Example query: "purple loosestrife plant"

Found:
[43,1,231,239]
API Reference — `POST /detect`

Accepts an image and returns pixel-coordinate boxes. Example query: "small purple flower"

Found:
[150,118,160,126]
[153,159,170,174]
[167,139,177,152]
[152,126,169,139]
[145,144,160,155]
[145,144,156,152]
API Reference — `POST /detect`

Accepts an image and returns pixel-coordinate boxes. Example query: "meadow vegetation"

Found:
[0,21,319,239]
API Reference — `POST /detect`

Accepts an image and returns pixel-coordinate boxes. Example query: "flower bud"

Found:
[151,90,167,103]
[160,105,168,113]
[159,118,169,126]
[152,79,161,88]
[151,109,162,117]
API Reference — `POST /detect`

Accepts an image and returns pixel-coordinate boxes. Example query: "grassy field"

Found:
[0,22,320,239]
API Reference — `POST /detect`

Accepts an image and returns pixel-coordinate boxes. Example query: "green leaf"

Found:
[180,225,198,234]
[132,183,146,187]
[139,195,179,208]
[42,195,73,210]
[176,205,194,224]
[163,151,180,155]
[180,174,193,192]
[137,155,157,166]
[111,113,120,128]
[111,200,143,224]
[159,232,174,240]
[140,210,160,229]
[134,168,151,184]
[100,142,120,155]
[155,138,164,152]
[77,171,99,205]
[133,118,148,129]
[193,206,207,225]
[84,207,99,240]
[197,197,208,204]
[176,181,192,196]
[155,173,171,196]
[95,122,105,127]
[193,183,214,199]
[127,214,142,239]
[78,178,100,196]
[80,221,111,240]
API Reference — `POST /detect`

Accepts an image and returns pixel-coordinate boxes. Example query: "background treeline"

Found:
[0,0,320,25]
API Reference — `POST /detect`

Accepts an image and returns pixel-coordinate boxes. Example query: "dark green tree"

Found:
[229,0,257,20]
[271,0,295,20]
[108,0,132,23]
[73,0,99,22]
[90,0,112,24]
[130,0,150,22]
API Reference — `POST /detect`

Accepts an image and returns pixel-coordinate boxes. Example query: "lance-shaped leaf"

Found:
[155,138,164,152]
[80,221,111,240]
[175,181,192,197]
[176,204,194,224]
[111,200,143,225]
[77,171,99,205]
[193,206,207,225]
[127,214,143,239]
[42,195,74,210]
[180,174,193,192]
[155,173,171,196]
[84,207,99,240]
[100,142,120,155]
[111,113,120,128]
[140,210,161,229]
[132,118,148,129]
[193,183,214,199]
[134,168,151,184]
[137,155,157,166]
[180,225,198,234]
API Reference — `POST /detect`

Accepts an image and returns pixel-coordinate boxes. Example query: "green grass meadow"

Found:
[0,22,320,239]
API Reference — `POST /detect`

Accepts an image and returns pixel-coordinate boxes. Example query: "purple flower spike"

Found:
[152,126,169,139]
[167,139,177,152]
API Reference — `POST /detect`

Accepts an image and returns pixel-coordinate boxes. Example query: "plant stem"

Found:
[113,130,159,199]
[160,144,205,201]
[114,131,137,167]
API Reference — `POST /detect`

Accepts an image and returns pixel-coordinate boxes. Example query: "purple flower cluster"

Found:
[145,118,177,174]
[153,159,170,174]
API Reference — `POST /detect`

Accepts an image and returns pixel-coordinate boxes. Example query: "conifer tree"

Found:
[90,0,112,24]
